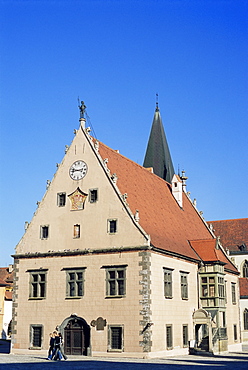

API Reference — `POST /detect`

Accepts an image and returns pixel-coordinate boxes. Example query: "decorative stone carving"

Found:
[68,187,88,211]
[90,317,107,331]
[111,173,118,184]
[134,210,140,222]
[122,193,128,202]
[94,140,99,153]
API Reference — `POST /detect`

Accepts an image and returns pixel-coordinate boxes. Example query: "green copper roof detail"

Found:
[143,106,175,183]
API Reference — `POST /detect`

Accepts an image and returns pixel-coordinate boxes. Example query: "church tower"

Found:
[143,103,175,183]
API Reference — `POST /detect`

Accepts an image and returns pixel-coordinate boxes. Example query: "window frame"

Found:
[182,324,188,347]
[243,261,248,278]
[107,325,124,352]
[30,324,43,349]
[233,324,238,341]
[89,188,98,203]
[40,225,49,239]
[180,271,189,300]
[57,192,66,207]
[163,268,173,299]
[73,224,81,238]
[28,270,47,299]
[231,283,236,304]
[244,309,248,331]
[166,324,173,350]
[104,265,127,298]
[108,219,117,234]
[64,268,86,298]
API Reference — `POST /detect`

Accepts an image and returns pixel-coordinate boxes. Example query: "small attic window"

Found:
[108,219,117,234]
[89,189,98,203]
[57,192,66,207]
[40,225,49,240]
[73,224,80,239]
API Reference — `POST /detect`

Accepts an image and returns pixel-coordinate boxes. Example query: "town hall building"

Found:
[12,103,241,357]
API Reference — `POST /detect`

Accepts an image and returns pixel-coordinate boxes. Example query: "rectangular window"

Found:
[57,192,66,207]
[108,325,124,351]
[166,325,173,349]
[180,272,188,299]
[218,277,225,298]
[89,189,98,203]
[66,269,85,297]
[234,324,237,341]
[40,225,49,239]
[105,266,126,297]
[29,271,47,299]
[108,219,117,234]
[73,224,80,238]
[163,268,173,298]
[183,325,188,347]
[231,283,236,304]
[30,325,43,348]
[244,309,248,331]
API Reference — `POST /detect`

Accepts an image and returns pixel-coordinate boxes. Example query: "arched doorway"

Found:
[60,315,90,356]
[193,309,213,353]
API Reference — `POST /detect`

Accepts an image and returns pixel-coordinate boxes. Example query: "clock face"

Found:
[69,160,88,180]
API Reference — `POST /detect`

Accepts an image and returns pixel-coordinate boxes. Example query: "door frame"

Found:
[59,314,91,356]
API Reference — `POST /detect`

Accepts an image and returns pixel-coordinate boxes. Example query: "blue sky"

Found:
[0,0,247,265]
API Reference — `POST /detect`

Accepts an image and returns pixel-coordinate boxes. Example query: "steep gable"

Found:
[15,123,148,256]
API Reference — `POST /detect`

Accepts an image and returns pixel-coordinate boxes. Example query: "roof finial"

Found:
[156,93,159,111]
[78,98,86,119]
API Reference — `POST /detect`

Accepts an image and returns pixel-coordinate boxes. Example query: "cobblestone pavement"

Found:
[0,353,247,370]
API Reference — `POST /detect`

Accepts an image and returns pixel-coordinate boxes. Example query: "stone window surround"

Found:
[107,324,124,352]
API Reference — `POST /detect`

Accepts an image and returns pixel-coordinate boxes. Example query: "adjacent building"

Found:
[12,104,241,357]
[208,219,248,344]
[0,266,13,339]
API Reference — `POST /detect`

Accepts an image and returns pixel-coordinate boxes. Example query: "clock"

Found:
[69,160,88,180]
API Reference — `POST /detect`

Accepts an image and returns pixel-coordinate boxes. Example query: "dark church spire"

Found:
[143,104,175,183]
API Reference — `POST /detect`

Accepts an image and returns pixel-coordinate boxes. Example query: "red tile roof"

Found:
[97,141,214,261]
[0,278,7,286]
[189,239,238,274]
[5,290,12,300]
[208,219,248,252]
[239,277,248,297]
[0,267,13,285]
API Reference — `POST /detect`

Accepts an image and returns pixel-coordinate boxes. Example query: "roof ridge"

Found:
[208,218,248,222]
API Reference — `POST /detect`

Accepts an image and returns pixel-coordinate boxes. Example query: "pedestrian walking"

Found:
[53,331,63,361]
[47,332,55,360]
[58,332,67,360]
